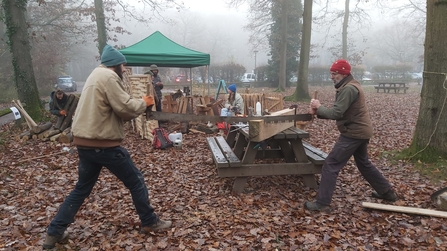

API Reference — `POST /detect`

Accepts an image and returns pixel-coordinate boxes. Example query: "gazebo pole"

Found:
[189,68,192,96]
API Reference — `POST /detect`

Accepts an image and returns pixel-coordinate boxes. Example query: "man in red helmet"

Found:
[305,59,398,212]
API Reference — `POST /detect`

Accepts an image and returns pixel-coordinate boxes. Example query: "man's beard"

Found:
[114,65,124,80]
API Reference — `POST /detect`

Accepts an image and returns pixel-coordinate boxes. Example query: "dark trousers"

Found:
[156,100,162,112]
[316,135,392,206]
[47,146,158,236]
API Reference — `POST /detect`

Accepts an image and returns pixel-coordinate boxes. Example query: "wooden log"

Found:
[50,133,61,142]
[59,132,73,143]
[189,128,206,134]
[43,129,61,138]
[62,127,71,134]
[362,202,447,218]
[248,108,295,142]
[55,94,76,129]
[20,131,31,137]
[11,100,37,129]
[59,95,79,131]
[31,121,53,135]
[38,132,45,140]
[17,150,66,164]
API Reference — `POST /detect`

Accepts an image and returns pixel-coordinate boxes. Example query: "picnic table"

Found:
[374,83,409,93]
[206,124,327,193]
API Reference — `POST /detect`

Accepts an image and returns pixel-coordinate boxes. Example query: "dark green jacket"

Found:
[49,91,68,117]
[317,75,373,139]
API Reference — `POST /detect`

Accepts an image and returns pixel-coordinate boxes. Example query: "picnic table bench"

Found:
[206,124,327,193]
[374,83,409,93]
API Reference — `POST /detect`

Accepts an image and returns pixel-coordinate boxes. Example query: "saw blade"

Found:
[148,112,312,123]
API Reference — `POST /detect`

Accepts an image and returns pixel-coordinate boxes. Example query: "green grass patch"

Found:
[387,148,447,184]
[0,108,12,117]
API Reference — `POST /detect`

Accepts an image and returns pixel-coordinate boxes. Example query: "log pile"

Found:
[13,95,78,143]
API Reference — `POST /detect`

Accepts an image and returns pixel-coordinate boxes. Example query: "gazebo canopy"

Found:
[120,31,210,68]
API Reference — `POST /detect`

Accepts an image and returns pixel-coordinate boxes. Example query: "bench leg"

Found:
[302,174,318,189]
[233,177,248,193]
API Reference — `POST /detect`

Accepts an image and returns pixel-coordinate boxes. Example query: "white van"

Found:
[241,73,256,83]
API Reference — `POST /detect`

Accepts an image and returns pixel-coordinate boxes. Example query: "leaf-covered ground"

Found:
[1,84,447,250]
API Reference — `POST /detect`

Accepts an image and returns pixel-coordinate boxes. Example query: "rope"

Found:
[409,71,447,159]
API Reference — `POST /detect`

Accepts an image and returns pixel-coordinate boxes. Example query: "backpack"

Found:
[152,128,173,149]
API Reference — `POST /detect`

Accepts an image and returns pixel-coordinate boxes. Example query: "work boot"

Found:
[42,232,69,250]
[304,201,331,212]
[372,189,399,202]
[140,219,172,234]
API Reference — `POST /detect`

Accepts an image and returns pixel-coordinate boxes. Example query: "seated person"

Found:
[224,84,244,115]
[49,89,68,124]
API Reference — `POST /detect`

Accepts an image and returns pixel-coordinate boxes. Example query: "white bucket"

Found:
[169,132,182,148]
[173,139,182,148]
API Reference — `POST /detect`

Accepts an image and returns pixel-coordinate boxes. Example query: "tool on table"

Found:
[147,111,312,124]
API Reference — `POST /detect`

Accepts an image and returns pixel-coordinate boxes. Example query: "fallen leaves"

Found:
[1,85,447,250]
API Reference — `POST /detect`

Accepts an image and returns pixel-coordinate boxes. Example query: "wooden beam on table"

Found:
[362,202,447,218]
[248,108,295,142]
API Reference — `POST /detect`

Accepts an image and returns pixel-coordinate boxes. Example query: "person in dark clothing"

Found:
[49,89,68,124]
[304,59,398,212]
[150,64,163,112]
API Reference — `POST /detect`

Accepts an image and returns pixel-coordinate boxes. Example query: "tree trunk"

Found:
[292,0,312,100]
[342,0,350,59]
[95,0,107,55]
[411,0,447,158]
[2,0,43,120]
[278,0,288,91]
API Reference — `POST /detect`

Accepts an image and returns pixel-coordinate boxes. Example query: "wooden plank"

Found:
[303,141,328,159]
[215,136,242,167]
[277,139,295,162]
[304,149,326,165]
[290,139,308,163]
[206,137,229,168]
[362,202,447,218]
[217,162,321,177]
[248,108,295,142]
[288,127,310,138]
[233,177,248,193]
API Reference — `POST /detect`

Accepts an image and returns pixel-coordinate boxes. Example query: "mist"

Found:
[66,0,425,81]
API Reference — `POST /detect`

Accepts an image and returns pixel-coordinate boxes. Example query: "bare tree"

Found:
[1,0,43,120]
[314,0,371,61]
[278,0,288,91]
[289,0,312,101]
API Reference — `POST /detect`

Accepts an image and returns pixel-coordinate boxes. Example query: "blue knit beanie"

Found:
[228,84,236,92]
[101,44,126,67]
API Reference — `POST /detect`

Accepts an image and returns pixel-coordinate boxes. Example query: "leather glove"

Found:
[142,95,155,107]
[60,110,67,116]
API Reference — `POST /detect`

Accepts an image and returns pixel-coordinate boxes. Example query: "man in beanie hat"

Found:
[225,84,244,115]
[43,44,171,249]
[304,59,398,212]
[149,64,163,112]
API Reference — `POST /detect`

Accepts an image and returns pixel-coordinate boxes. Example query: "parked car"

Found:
[175,75,190,83]
[241,73,256,83]
[195,76,214,84]
[55,76,77,92]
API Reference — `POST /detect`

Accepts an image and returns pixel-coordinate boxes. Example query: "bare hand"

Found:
[310,99,321,109]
